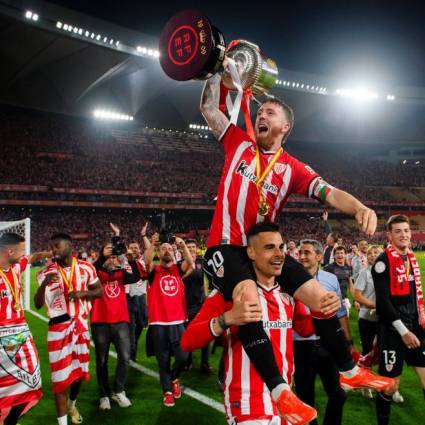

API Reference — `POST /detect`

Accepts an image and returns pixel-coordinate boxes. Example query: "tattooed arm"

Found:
[200,73,230,140]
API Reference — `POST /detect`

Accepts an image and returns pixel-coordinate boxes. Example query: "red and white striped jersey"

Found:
[208,124,319,247]
[39,258,98,319]
[0,257,28,326]
[181,284,294,423]
[224,284,294,421]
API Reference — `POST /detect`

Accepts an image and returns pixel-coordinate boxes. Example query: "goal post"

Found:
[0,218,31,309]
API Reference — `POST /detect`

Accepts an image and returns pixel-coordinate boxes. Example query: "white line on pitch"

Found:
[26,309,224,413]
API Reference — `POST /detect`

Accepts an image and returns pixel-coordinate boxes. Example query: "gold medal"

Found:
[258,201,270,216]
[255,146,283,217]
[0,268,21,312]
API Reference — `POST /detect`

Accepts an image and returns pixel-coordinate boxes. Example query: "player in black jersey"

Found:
[372,214,425,425]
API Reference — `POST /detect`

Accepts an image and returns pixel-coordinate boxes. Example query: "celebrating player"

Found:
[182,222,315,425]
[200,66,393,423]
[372,215,425,425]
[34,233,102,425]
[0,232,48,425]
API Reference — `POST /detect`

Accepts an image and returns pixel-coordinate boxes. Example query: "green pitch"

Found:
[20,254,425,424]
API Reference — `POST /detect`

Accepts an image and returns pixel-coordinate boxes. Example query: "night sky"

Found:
[48,0,425,88]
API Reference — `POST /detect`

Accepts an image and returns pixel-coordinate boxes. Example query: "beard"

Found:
[160,254,173,263]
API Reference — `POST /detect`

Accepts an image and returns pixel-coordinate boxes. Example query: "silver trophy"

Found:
[223,40,278,96]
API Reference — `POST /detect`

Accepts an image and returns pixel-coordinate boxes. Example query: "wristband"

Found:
[141,234,147,237]
[392,319,409,336]
[218,314,229,331]
[210,318,220,337]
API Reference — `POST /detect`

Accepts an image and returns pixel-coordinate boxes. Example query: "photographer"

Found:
[91,224,142,411]
[144,233,194,407]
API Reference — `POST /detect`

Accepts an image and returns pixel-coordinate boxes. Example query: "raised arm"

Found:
[28,250,52,264]
[144,233,159,273]
[200,72,230,140]
[326,188,377,236]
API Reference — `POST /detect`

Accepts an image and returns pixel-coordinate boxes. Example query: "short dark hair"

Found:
[246,222,280,244]
[334,245,347,254]
[185,238,197,245]
[260,98,294,142]
[0,232,25,248]
[300,239,323,254]
[387,214,410,231]
[50,233,72,242]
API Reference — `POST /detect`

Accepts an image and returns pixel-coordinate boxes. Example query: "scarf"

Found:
[385,244,425,328]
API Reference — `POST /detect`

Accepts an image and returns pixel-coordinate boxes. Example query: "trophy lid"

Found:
[159,9,225,81]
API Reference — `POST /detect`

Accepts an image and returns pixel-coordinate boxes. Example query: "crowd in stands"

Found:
[1,107,425,253]
[1,109,425,205]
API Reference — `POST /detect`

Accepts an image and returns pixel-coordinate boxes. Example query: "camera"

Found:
[159,230,176,244]
[111,236,127,256]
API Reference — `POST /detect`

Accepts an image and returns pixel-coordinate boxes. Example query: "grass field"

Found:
[19,253,425,425]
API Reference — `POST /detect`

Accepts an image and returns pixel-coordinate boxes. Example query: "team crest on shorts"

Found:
[385,364,393,372]
[274,163,286,175]
[216,266,224,278]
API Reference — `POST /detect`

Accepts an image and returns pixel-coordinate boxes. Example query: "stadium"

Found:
[0,1,425,424]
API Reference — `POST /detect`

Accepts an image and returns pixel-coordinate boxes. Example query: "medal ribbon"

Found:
[255,147,283,209]
[57,257,76,292]
[0,268,20,309]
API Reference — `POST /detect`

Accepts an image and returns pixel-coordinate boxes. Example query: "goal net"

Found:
[0,218,31,309]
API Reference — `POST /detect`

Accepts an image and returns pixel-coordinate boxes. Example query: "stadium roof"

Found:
[1,0,425,145]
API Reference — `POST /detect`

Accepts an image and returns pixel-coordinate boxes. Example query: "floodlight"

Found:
[25,11,32,19]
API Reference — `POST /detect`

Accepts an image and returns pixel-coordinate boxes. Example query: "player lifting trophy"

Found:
[159,10,394,425]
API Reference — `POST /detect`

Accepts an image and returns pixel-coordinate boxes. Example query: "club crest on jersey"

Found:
[105,280,120,298]
[385,364,393,372]
[273,163,286,175]
[160,275,179,296]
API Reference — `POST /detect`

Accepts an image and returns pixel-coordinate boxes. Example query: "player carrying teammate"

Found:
[200,64,394,424]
